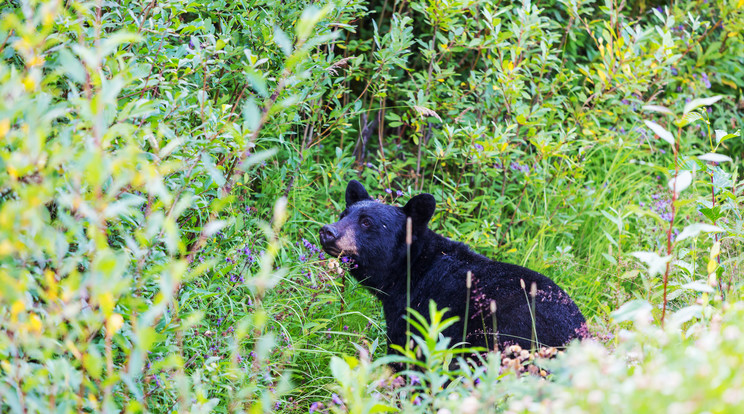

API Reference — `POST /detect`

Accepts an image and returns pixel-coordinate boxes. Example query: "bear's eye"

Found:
[360,217,372,229]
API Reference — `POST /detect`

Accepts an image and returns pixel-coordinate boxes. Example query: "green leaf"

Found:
[611,299,652,323]
[83,350,103,380]
[162,217,179,254]
[100,32,143,58]
[699,206,724,222]
[201,153,225,187]
[273,26,292,56]
[683,95,722,115]
[329,356,351,385]
[369,403,399,413]
[58,49,86,83]
[197,90,208,107]
[698,152,732,163]
[630,251,671,278]
[601,252,617,265]
[643,120,674,145]
[676,223,723,242]
[642,104,674,116]
[245,69,268,98]
[295,4,334,42]
[203,220,227,237]
[680,281,714,293]
[669,305,703,327]
[668,170,692,193]
[620,269,641,280]
[716,129,740,145]
[675,111,703,127]
[240,148,277,170]
[243,98,261,131]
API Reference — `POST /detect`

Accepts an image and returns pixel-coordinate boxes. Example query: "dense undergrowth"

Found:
[1,0,743,412]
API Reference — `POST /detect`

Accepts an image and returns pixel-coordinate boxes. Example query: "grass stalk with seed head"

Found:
[530,282,538,352]
[406,217,412,361]
[491,300,498,352]
[520,279,539,352]
[463,270,472,347]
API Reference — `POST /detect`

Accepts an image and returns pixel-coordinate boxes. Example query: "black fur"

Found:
[319,180,588,353]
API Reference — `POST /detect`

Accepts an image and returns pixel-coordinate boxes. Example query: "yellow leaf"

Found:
[98,292,114,317]
[107,313,124,337]
[29,314,42,334]
[6,165,17,180]
[11,300,24,319]
[28,55,45,67]
[0,240,12,256]
[597,69,607,85]
[22,74,36,91]
[505,61,514,72]
[710,241,721,260]
[45,269,57,301]
[0,119,9,138]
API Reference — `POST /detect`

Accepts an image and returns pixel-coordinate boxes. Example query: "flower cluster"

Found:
[297,238,325,261]
[384,188,405,197]
[645,193,673,222]
[510,161,530,174]
[693,72,712,89]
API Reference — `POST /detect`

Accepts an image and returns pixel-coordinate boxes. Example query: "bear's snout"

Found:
[319,224,339,245]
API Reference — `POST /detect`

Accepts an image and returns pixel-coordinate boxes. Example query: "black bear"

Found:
[319,180,587,354]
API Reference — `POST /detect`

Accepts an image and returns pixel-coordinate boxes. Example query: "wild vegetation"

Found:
[0,0,743,412]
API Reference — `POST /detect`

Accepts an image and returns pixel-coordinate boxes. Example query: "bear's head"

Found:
[319,180,436,282]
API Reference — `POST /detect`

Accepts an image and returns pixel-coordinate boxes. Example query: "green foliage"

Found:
[1,0,743,412]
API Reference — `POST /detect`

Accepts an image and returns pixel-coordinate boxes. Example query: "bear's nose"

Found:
[319,225,339,245]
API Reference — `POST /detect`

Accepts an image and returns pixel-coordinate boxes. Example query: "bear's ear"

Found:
[403,193,436,229]
[345,180,371,206]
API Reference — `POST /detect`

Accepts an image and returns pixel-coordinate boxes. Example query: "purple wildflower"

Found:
[701,72,711,89]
